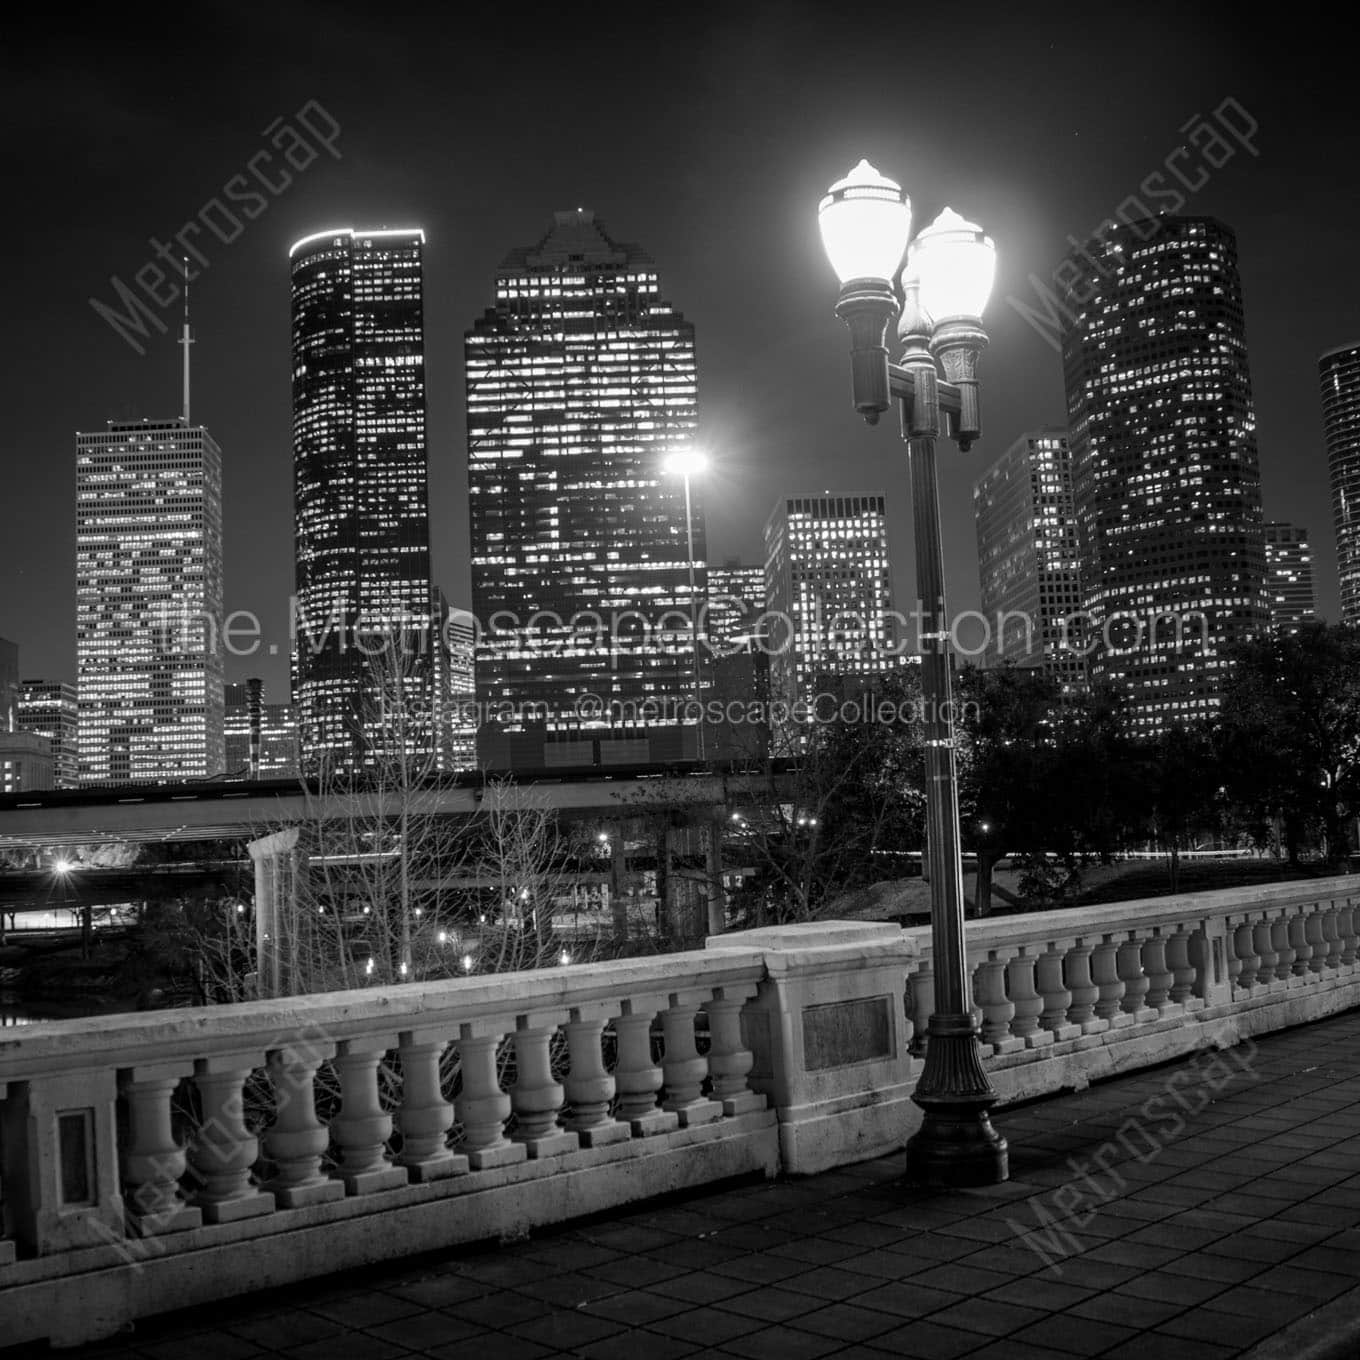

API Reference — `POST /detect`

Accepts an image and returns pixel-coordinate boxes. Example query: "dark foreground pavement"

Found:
[10,1009,1360,1359]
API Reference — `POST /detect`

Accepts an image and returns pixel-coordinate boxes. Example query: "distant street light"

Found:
[819,158,1007,1188]
[663,447,709,759]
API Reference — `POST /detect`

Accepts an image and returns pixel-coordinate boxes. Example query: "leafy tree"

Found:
[1218,622,1360,869]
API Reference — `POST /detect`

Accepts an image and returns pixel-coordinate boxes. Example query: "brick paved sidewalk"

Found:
[10,1009,1360,1359]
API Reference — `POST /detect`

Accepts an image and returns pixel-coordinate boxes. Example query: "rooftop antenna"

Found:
[179,258,194,425]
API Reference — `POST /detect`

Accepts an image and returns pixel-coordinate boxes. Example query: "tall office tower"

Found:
[1060,217,1268,734]
[973,429,1086,691]
[706,560,766,650]
[1320,342,1360,623]
[290,227,436,774]
[16,681,78,787]
[0,731,53,793]
[0,637,16,731]
[224,680,298,779]
[445,610,476,770]
[763,495,895,739]
[466,210,703,748]
[1262,523,1318,636]
[76,419,225,782]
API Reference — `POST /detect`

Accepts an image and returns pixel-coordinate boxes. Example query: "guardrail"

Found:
[2,878,1357,1346]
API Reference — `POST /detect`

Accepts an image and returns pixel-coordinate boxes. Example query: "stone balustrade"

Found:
[3,877,1359,1346]
[904,875,1360,1105]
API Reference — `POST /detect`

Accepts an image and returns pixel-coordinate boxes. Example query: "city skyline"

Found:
[3,9,1352,697]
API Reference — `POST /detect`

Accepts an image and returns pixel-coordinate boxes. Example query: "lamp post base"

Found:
[906,1015,1009,1187]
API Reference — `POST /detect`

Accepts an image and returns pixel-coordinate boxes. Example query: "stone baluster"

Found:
[1006,947,1050,1048]
[974,951,1019,1053]
[1091,935,1127,1024]
[454,1023,525,1169]
[1338,898,1358,968]
[1324,901,1345,969]
[1166,925,1197,1004]
[706,983,767,1114]
[563,1004,629,1147]
[1064,938,1103,1031]
[330,1037,408,1194]
[612,995,678,1136]
[1233,917,1260,989]
[1037,942,1079,1040]
[908,959,934,1056]
[1305,904,1330,974]
[188,1054,275,1224]
[120,1063,202,1235]
[661,991,723,1127]
[511,1015,579,1158]
[1288,907,1314,977]
[1267,912,1290,983]
[263,1044,345,1207]
[1142,928,1174,1011]
[1118,930,1153,1020]
[396,1029,467,1182]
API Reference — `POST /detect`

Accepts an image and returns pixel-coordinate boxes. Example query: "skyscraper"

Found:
[973,429,1086,691]
[705,560,766,651]
[1262,523,1318,637]
[1320,342,1360,624]
[465,210,702,744]
[0,637,16,732]
[1060,216,1268,734]
[75,418,224,782]
[290,227,436,774]
[224,680,298,779]
[16,680,78,787]
[763,494,895,734]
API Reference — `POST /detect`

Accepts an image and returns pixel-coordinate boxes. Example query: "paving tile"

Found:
[504,1309,628,1350]
[1155,1305,1276,1348]
[853,1281,968,1320]
[907,1261,1016,1296]
[1113,1269,1232,1306]
[1008,1312,1138,1355]
[364,1312,483,1350]
[575,1332,701,1360]
[648,1271,757,1305]
[863,1319,992,1359]
[921,1296,1050,1338]
[716,1326,845,1360]
[288,1337,408,1360]
[580,1288,694,1325]
[1065,1289,1187,1328]
[1102,1334,1236,1360]
[788,1302,903,1342]
[226,1312,344,1349]
[423,1336,555,1360]
[385,1275,493,1309]
[644,1306,763,1346]
[721,1253,816,1285]
[713,1286,821,1323]
[775,1266,880,1302]
[305,1293,427,1328]
[984,1275,1098,1310]
[455,1290,554,1328]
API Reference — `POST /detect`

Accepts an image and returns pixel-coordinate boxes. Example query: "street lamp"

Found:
[663,447,709,759]
[819,159,1007,1187]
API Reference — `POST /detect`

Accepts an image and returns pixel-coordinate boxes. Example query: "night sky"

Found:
[3,3,1356,697]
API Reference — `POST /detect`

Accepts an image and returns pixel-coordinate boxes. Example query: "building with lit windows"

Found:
[1262,523,1317,637]
[290,227,438,774]
[465,210,703,751]
[16,680,78,787]
[0,730,53,793]
[1060,216,1268,734]
[444,608,476,770]
[75,419,225,783]
[0,638,17,732]
[224,680,298,779]
[705,561,766,652]
[974,429,1086,690]
[1321,342,1360,624]
[763,495,895,741]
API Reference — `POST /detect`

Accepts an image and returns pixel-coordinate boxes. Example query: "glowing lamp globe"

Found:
[818,160,911,286]
[663,448,709,478]
[908,207,996,324]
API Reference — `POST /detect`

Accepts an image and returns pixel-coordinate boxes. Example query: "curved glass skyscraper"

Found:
[1320,342,1360,624]
[1060,216,1268,734]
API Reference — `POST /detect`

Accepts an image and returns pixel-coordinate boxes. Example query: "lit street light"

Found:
[819,159,1007,1187]
[663,447,709,759]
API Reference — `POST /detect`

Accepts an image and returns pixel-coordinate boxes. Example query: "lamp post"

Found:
[663,448,709,760]
[819,159,1007,1186]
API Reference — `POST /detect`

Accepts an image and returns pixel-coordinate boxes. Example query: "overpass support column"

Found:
[247,829,300,999]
